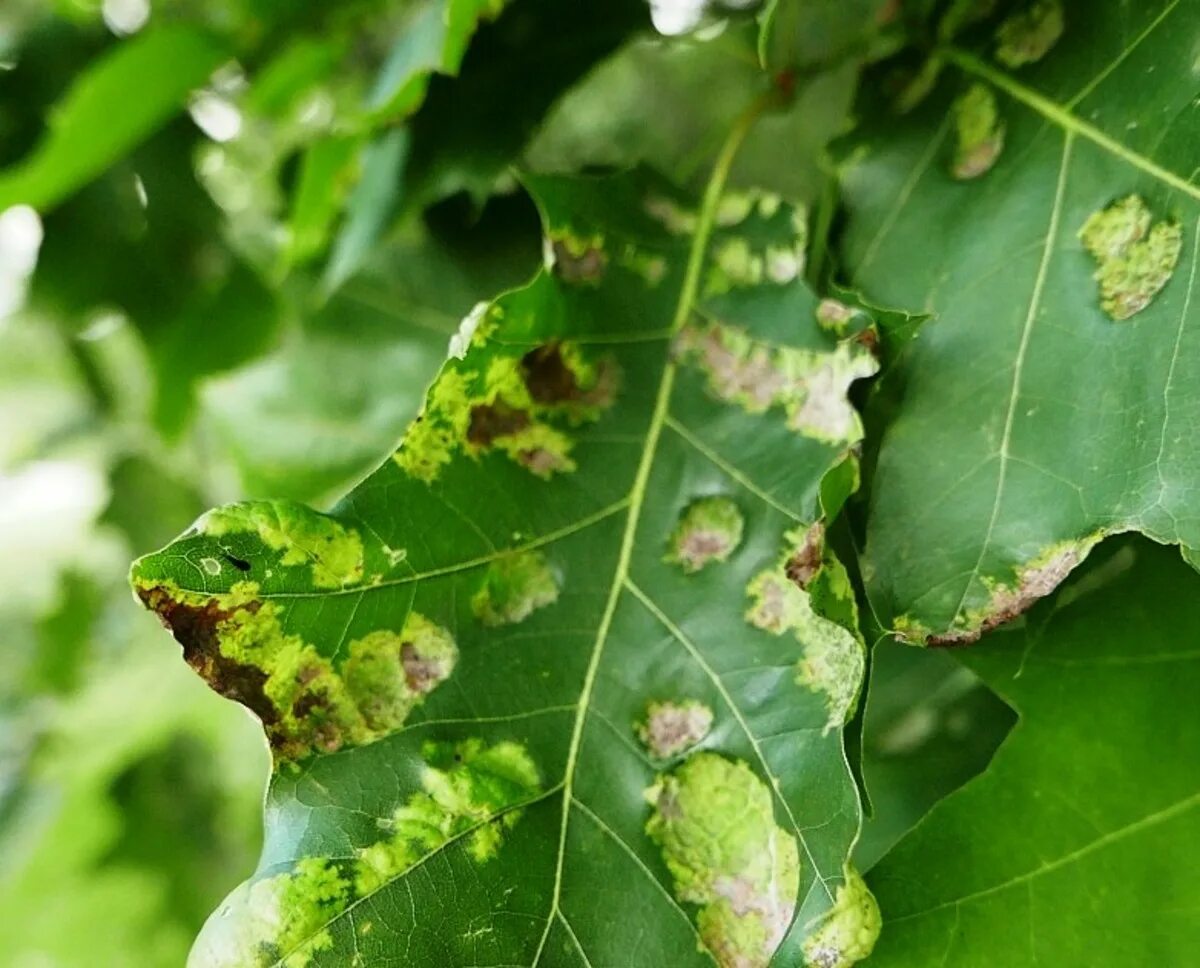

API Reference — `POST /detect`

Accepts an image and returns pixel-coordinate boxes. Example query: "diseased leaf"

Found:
[0,26,227,211]
[865,538,1200,964]
[206,210,540,504]
[132,151,884,964]
[839,0,1200,641]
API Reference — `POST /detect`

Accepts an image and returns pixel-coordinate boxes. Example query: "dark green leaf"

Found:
[854,639,1014,870]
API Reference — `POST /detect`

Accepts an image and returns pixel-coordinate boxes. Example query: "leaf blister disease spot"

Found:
[675,321,878,444]
[950,83,1005,180]
[395,337,618,482]
[356,738,541,890]
[1079,195,1183,320]
[197,500,364,589]
[746,529,865,733]
[666,495,745,573]
[636,699,714,760]
[471,549,560,626]
[802,866,881,968]
[915,535,1100,645]
[645,752,799,968]
[995,0,1064,68]
[547,232,608,284]
[205,740,539,966]
[137,578,457,759]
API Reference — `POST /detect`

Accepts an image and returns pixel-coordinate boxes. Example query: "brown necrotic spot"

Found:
[137,585,278,729]
[520,342,618,411]
[550,238,607,284]
[784,522,825,589]
[927,538,1097,646]
[467,401,531,448]
[522,343,582,405]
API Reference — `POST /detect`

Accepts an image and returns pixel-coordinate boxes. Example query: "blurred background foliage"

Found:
[0,0,1012,963]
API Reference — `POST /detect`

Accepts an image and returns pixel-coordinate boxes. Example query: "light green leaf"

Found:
[365,0,509,123]
[0,26,227,211]
[284,136,364,270]
[865,538,1200,964]
[131,146,883,964]
[839,0,1200,641]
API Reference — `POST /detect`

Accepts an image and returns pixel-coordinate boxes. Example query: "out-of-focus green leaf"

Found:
[527,27,858,205]
[31,570,102,695]
[0,26,227,211]
[321,129,408,296]
[284,135,363,269]
[150,261,281,439]
[403,0,647,207]
[0,627,268,968]
[840,0,1200,642]
[866,538,1200,964]
[758,0,894,71]
[133,158,883,966]
[365,0,509,123]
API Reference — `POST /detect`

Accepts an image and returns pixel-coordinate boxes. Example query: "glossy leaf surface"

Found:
[133,159,882,966]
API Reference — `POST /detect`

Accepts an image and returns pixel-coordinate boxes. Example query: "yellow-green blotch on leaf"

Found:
[665,496,744,574]
[197,500,363,589]
[995,0,1064,68]
[802,866,881,968]
[636,699,714,760]
[645,752,799,968]
[355,738,540,894]
[675,322,878,445]
[1079,195,1182,321]
[745,530,865,733]
[472,550,560,626]
[951,83,1005,180]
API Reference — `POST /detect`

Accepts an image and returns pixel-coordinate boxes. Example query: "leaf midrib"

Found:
[528,94,773,966]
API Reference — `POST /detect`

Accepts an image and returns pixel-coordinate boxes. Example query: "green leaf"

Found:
[284,135,364,270]
[0,26,227,211]
[131,146,885,963]
[854,639,1014,871]
[526,26,859,205]
[758,0,894,72]
[364,0,509,123]
[839,0,1200,641]
[865,538,1200,964]
[150,261,282,439]
[402,0,646,208]
[206,214,540,504]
